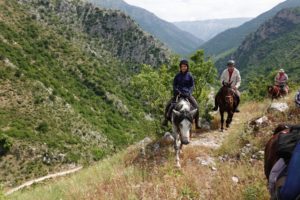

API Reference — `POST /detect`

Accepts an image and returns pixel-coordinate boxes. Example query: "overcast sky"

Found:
[123,0,286,22]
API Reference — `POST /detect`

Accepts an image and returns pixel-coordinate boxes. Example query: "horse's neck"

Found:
[221,87,233,97]
[177,100,190,112]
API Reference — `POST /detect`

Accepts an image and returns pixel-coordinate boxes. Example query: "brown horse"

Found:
[268,85,288,100]
[264,124,289,179]
[216,82,237,131]
[264,124,290,199]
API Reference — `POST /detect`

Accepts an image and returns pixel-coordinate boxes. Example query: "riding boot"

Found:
[195,111,201,129]
[212,96,218,111]
[235,95,240,113]
[162,99,172,126]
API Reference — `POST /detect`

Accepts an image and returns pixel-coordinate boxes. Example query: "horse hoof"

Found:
[220,129,224,132]
[176,163,181,168]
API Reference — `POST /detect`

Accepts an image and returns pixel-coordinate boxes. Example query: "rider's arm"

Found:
[220,70,226,85]
[188,74,195,95]
[275,74,279,83]
[173,74,179,96]
[235,70,241,89]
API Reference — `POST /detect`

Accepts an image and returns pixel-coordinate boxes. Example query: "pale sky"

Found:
[124,0,286,22]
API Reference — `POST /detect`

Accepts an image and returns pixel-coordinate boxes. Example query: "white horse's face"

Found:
[173,109,197,145]
[179,119,192,144]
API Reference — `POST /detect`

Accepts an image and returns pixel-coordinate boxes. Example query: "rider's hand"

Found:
[232,86,237,90]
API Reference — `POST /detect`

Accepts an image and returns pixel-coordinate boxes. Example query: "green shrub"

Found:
[0,134,12,156]
[36,122,49,133]
[91,148,106,161]
[243,183,265,200]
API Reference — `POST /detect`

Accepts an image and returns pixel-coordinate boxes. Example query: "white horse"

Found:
[171,98,197,168]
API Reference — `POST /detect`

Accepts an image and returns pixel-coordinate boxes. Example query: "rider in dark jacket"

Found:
[162,59,200,129]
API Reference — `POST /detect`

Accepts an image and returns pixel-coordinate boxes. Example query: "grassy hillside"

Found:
[216,7,300,87]
[88,0,203,55]
[0,0,170,188]
[7,92,300,199]
[200,0,300,56]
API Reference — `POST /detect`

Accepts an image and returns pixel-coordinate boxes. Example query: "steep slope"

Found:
[174,18,251,41]
[89,0,203,55]
[0,0,169,187]
[9,93,300,199]
[216,7,300,85]
[200,0,300,56]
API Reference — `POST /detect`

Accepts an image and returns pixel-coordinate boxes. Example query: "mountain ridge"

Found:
[200,0,300,56]
[174,18,251,41]
[89,0,203,55]
[215,7,300,86]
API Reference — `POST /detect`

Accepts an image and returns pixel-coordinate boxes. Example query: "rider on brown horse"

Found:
[274,69,289,94]
[162,59,200,129]
[213,60,241,112]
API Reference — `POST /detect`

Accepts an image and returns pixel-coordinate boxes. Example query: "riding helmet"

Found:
[227,60,235,66]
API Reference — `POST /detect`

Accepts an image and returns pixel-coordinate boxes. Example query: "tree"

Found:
[131,50,217,122]
[190,50,217,118]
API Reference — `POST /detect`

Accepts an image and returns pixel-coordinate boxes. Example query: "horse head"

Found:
[220,81,234,108]
[172,99,197,145]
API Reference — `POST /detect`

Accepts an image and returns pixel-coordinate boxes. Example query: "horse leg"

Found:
[220,110,224,132]
[226,112,233,128]
[173,134,181,168]
[175,140,181,168]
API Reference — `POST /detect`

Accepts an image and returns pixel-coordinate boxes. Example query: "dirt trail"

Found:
[5,166,82,196]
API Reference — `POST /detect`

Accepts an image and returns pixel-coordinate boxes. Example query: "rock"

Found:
[231,176,239,184]
[144,113,154,121]
[160,132,174,146]
[196,156,216,167]
[200,119,211,130]
[268,102,289,112]
[211,166,217,171]
[251,116,269,127]
[153,143,160,152]
[137,137,152,147]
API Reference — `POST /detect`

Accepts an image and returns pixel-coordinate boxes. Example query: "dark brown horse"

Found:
[264,124,290,200]
[268,85,288,100]
[264,124,289,179]
[216,82,237,131]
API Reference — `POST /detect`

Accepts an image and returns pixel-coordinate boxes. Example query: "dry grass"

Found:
[8,94,300,200]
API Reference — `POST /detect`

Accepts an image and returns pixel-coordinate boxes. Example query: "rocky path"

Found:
[5,166,82,196]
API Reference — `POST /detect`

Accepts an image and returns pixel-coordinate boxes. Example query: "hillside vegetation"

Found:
[0,0,170,187]
[7,92,300,200]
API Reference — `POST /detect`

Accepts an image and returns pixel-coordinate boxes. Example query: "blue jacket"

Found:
[173,72,194,97]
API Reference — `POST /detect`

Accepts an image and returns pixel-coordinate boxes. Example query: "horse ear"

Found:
[172,110,181,117]
[189,109,197,117]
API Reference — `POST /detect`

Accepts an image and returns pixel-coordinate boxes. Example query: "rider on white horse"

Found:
[163,59,200,129]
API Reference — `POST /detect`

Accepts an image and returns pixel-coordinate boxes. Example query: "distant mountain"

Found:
[174,18,251,41]
[89,0,203,55]
[216,7,300,85]
[200,0,300,56]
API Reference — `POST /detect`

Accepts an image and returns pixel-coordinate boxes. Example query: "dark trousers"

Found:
[165,95,199,121]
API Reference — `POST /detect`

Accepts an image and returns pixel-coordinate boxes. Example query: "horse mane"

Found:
[174,98,190,112]
[173,99,193,124]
